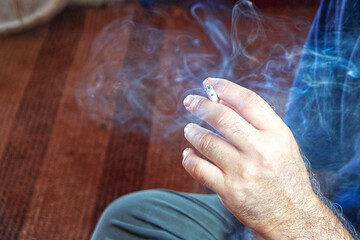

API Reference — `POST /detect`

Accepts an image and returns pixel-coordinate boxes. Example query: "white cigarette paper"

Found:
[204,84,219,102]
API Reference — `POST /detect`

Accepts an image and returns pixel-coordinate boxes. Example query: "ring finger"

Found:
[184,95,258,151]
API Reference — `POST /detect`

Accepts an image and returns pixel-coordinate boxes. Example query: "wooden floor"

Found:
[0,2,318,239]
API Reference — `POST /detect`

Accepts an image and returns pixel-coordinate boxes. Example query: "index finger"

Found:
[203,78,284,130]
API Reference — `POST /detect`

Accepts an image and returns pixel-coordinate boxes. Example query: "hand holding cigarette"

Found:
[182,78,354,239]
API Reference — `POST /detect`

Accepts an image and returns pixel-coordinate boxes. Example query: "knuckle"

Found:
[232,125,250,139]
[278,128,292,143]
[217,113,250,139]
[216,110,233,129]
[191,97,206,113]
[243,89,259,106]
[202,178,215,191]
[198,132,215,153]
[192,162,204,179]
[215,79,231,95]
[189,160,216,191]
[241,165,257,182]
[182,154,191,168]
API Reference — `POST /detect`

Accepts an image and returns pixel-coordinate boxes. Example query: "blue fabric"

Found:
[285,0,360,229]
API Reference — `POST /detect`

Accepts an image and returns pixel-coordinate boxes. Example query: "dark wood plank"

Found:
[90,7,166,227]
[16,7,127,240]
[0,8,85,239]
[0,25,48,162]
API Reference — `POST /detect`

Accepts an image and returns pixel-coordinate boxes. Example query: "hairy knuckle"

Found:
[216,111,233,129]
[218,114,249,139]
[232,125,250,139]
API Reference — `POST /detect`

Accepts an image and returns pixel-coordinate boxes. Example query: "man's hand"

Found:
[182,78,354,239]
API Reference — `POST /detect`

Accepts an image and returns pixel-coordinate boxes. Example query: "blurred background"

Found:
[0,0,319,239]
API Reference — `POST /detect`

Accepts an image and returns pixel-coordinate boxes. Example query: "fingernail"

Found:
[183,148,190,158]
[184,95,194,108]
[203,77,219,86]
[203,78,209,86]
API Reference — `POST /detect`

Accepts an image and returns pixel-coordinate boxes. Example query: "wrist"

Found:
[264,192,321,239]
[262,192,354,240]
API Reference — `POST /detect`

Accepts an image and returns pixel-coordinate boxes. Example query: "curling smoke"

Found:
[76,1,307,137]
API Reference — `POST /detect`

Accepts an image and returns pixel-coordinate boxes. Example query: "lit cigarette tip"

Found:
[204,84,219,102]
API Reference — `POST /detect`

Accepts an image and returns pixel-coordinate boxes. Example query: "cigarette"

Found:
[204,84,219,102]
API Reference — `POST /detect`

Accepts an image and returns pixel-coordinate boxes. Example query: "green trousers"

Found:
[90,189,245,240]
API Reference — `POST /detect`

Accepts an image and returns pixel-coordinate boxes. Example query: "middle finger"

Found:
[184,95,258,150]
